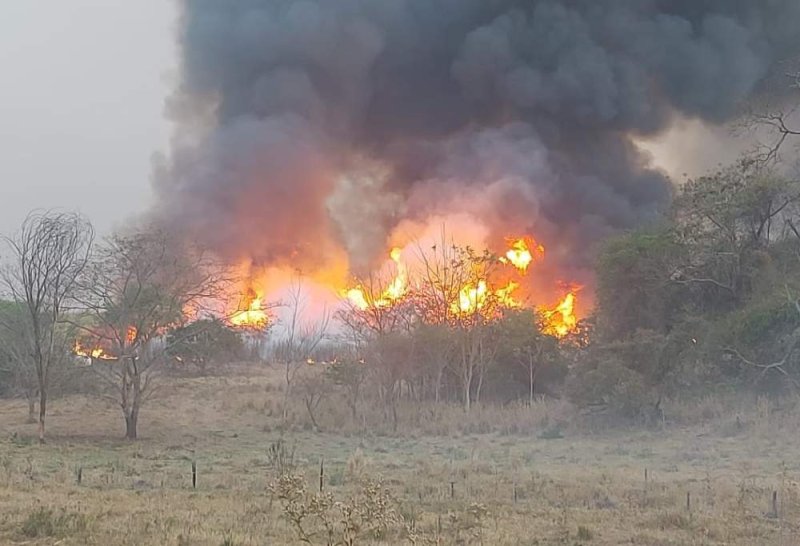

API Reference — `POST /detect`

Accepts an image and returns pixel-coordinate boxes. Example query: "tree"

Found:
[0,300,40,421]
[595,229,683,339]
[325,354,368,421]
[272,281,330,424]
[746,71,799,163]
[412,239,504,411]
[166,318,244,374]
[496,309,560,404]
[0,211,93,441]
[295,364,332,431]
[73,227,226,439]
[337,258,416,427]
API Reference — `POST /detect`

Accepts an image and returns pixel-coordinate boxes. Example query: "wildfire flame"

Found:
[541,292,578,338]
[73,340,115,361]
[500,237,545,273]
[345,247,408,311]
[73,325,139,361]
[453,280,489,315]
[231,287,269,329]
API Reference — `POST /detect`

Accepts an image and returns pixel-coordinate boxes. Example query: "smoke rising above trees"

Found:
[155,0,800,280]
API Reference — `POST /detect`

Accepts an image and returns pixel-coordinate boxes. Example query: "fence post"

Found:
[319,457,324,493]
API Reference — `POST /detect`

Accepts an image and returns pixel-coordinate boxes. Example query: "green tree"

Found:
[166,319,244,374]
[495,309,562,404]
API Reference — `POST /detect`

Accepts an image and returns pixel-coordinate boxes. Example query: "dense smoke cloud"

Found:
[155,0,800,277]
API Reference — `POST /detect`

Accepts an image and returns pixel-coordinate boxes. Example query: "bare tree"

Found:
[747,70,800,163]
[0,211,93,442]
[72,227,227,439]
[272,280,330,424]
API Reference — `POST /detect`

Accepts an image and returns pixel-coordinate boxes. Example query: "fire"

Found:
[453,280,489,314]
[501,237,544,273]
[541,292,578,338]
[73,340,115,361]
[345,287,370,311]
[231,287,269,329]
[495,281,521,309]
[345,247,408,310]
[383,247,408,301]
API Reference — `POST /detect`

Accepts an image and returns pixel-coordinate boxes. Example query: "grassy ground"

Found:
[0,365,798,545]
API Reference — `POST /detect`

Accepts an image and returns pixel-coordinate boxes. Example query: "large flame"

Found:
[500,237,545,273]
[453,280,489,315]
[230,287,270,329]
[340,235,580,337]
[541,292,578,338]
[227,231,581,339]
[345,247,408,310]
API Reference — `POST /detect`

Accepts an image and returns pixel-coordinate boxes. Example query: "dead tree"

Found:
[272,280,330,423]
[0,211,93,442]
[747,71,800,163]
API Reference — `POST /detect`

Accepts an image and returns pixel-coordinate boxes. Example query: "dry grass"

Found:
[0,363,799,545]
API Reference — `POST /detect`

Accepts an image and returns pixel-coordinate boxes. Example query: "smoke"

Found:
[154,0,800,281]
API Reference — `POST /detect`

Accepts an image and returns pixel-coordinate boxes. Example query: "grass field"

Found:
[0,364,798,545]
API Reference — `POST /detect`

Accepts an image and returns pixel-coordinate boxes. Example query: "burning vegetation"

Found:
[230,287,270,330]
[340,235,579,338]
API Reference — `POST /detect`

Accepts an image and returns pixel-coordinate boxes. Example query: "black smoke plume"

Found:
[155,0,800,279]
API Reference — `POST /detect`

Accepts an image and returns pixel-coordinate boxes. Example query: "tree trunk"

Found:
[434,367,444,404]
[125,410,138,440]
[463,369,472,412]
[27,392,36,424]
[529,361,535,406]
[123,359,141,440]
[37,389,47,443]
[475,364,485,404]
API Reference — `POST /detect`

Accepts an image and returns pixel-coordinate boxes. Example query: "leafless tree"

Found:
[272,280,330,424]
[295,365,332,431]
[0,211,93,442]
[72,227,228,439]
[746,70,800,163]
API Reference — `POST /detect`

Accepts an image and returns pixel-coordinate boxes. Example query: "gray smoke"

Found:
[155,0,800,275]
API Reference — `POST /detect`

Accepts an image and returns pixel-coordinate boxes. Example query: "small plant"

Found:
[219,535,237,546]
[539,424,564,439]
[20,507,89,538]
[269,472,404,545]
[577,525,593,540]
[267,438,296,476]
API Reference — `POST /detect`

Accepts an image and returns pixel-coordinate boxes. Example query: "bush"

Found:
[567,356,652,421]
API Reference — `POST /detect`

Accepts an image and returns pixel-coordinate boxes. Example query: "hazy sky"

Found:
[0,0,176,237]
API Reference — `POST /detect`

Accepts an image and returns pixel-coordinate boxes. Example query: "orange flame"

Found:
[73,340,115,361]
[336,232,582,337]
[541,292,578,338]
[500,237,545,273]
[453,280,489,315]
[345,247,408,310]
[231,287,269,329]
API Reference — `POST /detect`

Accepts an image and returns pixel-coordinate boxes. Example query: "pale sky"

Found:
[0,0,176,237]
